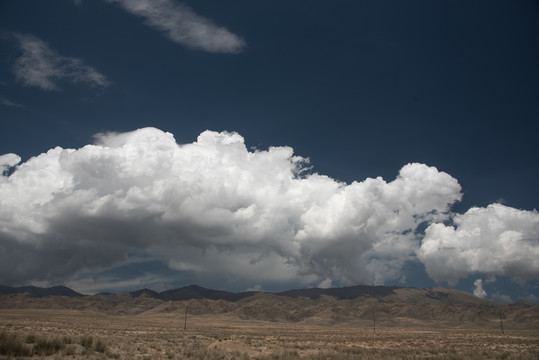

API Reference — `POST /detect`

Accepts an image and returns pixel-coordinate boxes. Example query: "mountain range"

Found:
[1,284,537,328]
[0,283,488,303]
[0,284,83,298]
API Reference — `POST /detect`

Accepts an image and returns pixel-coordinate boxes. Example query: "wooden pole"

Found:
[499,313,504,335]
[184,305,188,330]
[373,311,376,334]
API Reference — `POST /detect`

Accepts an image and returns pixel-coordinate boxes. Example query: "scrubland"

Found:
[0,309,537,359]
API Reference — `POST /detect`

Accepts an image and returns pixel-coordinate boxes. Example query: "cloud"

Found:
[523,294,539,304]
[12,33,110,90]
[491,292,513,304]
[1,127,537,297]
[105,0,246,53]
[68,272,170,294]
[418,203,539,285]
[0,153,21,174]
[0,95,23,107]
[317,279,333,289]
[245,284,264,292]
[0,127,464,289]
[473,279,487,299]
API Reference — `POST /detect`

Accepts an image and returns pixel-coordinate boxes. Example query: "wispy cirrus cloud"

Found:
[12,33,110,91]
[0,95,23,107]
[105,0,246,53]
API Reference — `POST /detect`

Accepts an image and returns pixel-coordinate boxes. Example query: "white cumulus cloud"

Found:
[418,203,539,285]
[317,279,333,289]
[473,278,487,299]
[105,0,246,53]
[0,127,465,288]
[0,153,21,175]
[12,33,110,91]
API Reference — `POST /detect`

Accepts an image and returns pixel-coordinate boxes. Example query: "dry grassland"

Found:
[1,309,538,359]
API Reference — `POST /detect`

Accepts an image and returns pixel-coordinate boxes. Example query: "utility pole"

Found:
[499,313,504,335]
[184,305,188,331]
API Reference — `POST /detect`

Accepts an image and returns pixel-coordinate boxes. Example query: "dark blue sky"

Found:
[1,0,538,300]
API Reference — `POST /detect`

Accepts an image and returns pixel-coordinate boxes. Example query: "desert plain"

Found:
[1,285,538,359]
[1,307,538,360]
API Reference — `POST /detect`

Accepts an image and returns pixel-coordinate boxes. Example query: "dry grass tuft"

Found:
[80,334,93,348]
[0,328,109,358]
[0,330,69,357]
[0,330,32,357]
[34,336,64,356]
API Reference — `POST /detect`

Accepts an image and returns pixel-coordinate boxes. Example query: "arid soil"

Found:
[1,309,538,359]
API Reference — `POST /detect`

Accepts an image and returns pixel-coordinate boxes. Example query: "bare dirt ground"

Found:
[1,309,538,359]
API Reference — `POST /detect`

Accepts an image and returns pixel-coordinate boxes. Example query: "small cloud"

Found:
[73,0,82,5]
[317,278,332,289]
[245,284,264,292]
[105,0,246,53]
[0,153,21,174]
[522,294,539,304]
[491,292,513,304]
[0,95,23,107]
[12,33,110,91]
[473,278,487,299]
[67,273,169,295]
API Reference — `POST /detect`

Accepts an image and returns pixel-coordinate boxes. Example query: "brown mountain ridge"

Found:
[1,284,537,328]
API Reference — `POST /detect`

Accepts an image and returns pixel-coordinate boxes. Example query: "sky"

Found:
[0,0,538,303]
